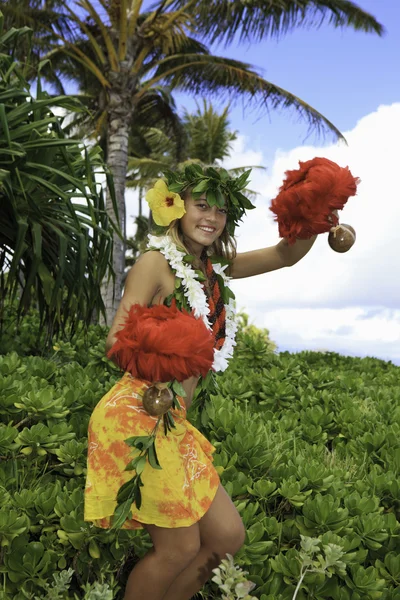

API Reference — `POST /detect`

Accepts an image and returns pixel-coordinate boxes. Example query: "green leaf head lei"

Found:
[162,164,256,236]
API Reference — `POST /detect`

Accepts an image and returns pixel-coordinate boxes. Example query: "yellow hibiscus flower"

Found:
[145,179,186,226]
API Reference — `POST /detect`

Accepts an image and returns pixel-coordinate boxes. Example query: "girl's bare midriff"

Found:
[150,268,201,410]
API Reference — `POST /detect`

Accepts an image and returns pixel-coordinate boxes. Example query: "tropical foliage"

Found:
[127,99,239,187]
[1,304,400,599]
[0,15,117,339]
[0,0,384,323]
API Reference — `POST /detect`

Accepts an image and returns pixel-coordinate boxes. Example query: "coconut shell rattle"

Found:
[328,223,356,253]
[142,384,174,416]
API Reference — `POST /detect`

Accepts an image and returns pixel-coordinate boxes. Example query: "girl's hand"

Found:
[328,209,340,231]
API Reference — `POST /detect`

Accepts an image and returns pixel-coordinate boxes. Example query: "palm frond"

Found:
[0,31,117,338]
[133,87,185,160]
[190,0,385,44]
[138,34,209,83]
[143,53,346,140]
[227,165,267,175]
[128,156,170,171]
[77,0,119,70]
[42,38,104,92]
[140,11,198,57]
[182,99,237,164]
[0,0,76,64]
[127,156,171,189]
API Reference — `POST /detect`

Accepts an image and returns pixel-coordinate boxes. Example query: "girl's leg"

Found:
[162,485,246,600]
[123,522,201,600]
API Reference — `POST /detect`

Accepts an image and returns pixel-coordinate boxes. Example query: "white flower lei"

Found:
[147,235,238,372]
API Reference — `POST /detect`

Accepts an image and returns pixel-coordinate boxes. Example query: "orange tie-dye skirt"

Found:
[84,372,220,529]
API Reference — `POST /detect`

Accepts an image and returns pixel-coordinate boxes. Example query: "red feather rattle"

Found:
[107,300,214,416]
[269,157,360,252]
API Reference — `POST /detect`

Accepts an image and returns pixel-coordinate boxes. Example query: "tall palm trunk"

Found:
[101,64,138,324]
[139,187,143,217]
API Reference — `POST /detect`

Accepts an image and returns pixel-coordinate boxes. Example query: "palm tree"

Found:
[182,100,237,165]
[126,98,259,193]
[0,0,75,87]
[1,0,384,324]
[0,17,117,340]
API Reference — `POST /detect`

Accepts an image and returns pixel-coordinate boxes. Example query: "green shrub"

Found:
[0,15,116,339]
[0,309,399,598]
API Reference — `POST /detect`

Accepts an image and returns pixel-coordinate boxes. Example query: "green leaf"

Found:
[206,189,217,206]
[173,396,183,410]
[168,182,184,193]
[116,478,137,503]
[229,191,240,206]
[218,168,230,181]
[215,187,226,207]
[183,254,196,263]
[185,164,202,181]
[134,482,143,510]
[167,412,176,430]
[125,435,152,448]
[164,293,173,307]
[110,499,133,530]
[194,269,207,282]
[124,457,141,472]
[148,443,162,470]
[190,164,204,176]
[237,191,256,209]
[192,179,209,194]
[205,166,220,179]
[235,169,252,190]
[135,455,147,476]
[172,380,187,398]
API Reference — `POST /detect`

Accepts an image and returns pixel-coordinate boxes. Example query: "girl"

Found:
[84,164,343,600]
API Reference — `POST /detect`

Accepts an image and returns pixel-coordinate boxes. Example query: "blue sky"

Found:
[172,0,399,160]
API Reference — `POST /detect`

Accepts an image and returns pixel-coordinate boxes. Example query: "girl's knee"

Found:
[145,522,201,569]
[213,521,246,558]
[155,535,201,570]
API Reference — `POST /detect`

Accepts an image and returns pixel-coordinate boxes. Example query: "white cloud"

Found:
[224,103,400,365]
[223,135,264,171]
[259,307,400,365]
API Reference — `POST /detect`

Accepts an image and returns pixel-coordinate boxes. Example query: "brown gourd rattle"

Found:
[328,223,356,253]
[142,383,174,416]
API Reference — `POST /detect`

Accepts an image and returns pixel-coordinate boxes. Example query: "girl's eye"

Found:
[197,203,227,214]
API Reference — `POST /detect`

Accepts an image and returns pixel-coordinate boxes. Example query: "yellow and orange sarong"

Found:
[84,372,220,529]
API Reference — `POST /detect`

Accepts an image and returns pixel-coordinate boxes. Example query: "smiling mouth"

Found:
[198,226,216,234]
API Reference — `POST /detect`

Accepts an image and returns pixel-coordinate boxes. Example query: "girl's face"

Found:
[179,194,228,256]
